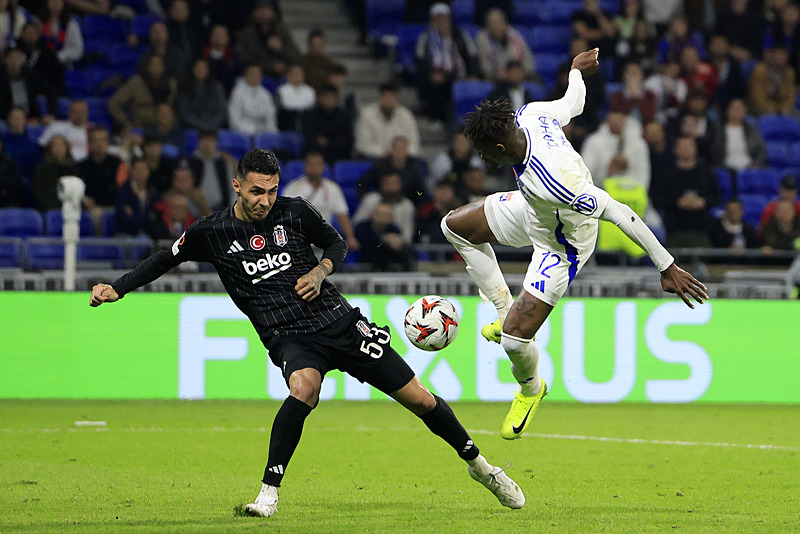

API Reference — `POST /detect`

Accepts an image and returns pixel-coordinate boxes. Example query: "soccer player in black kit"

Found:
[90,149,525,517]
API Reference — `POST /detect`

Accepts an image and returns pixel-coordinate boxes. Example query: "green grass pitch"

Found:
[2,400,799,533]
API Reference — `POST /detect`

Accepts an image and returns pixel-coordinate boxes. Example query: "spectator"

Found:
[650,136,721,247]
[761,198,800,252]
[146,102,186,148]
[759,174,800,233]
[165,0,201,68]
[679,45,719,100]
[33,134,75,211]
[710,98,766,171]
[281,151,359,250]
[429,131,484,191]
[643,58,688,122]
[299,29,336,93]
[39,99,90,161]
[415,2,480,123]
[571,0,617,50]
[17,21,64,94]
[610,62,658,124]
[415,179,463,256]
[706,34,746,109]
[302,84,353,164]
[461,166,489,203]
[76,125,123,216]
[276,64,315,132]
[152,192,196,239]
[748,43,797,116]
[615,2,658,74]
[710,197,760,249]
[353,172,415,244]
[141,133,177,194]
[115,158,161,237]
[641,0,682,32]
[0,135,25,207]
[765,1,800,69]
[201,24,240,95]
[177,58,227,131]
[715,0,764,62]
[596,154,649,260]
[164,164,210,218]
[487,60,537,111]
[65,0,110,16]
[137,21,190,82]
[38,0,83,68]
[109,54,178,129]
[329,63,357,123]
[107,125,143,166]
[187,129,234,211]
[0,47,57,121]
[2,107,42,177]
[613,0,644,43]
[581,110,650,189]
[355,81,420,159]
[237,0,300,79]
[0,0,26,53]
[475,8,535,82]
[228,63,278,135]
[643,120,671,181]
[666,90,718,163]
[191,0,237,42]
[657,13,704,63]
[358,136,428,206]
[354,201,414,271]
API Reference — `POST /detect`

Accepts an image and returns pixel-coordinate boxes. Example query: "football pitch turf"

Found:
[1,400,798,533]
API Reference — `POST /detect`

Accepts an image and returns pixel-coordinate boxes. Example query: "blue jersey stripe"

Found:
[529,154,575,201]
[554,210,579,285]
[523,145,573,204]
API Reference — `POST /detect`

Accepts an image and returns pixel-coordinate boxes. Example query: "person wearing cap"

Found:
[355,81,420,158]
[415,2,480,123]
[759,175,800,235]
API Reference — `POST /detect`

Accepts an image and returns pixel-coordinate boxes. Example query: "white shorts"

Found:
[484,191,595,306]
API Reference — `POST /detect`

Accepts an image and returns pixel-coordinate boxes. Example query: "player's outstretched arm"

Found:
[90,283,119,307]
[659,263,708,309]
[554,48,598,119]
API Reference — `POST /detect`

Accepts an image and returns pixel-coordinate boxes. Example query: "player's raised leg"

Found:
[245,367,322,518]
[441,200,513,341]
[389,376,525,509]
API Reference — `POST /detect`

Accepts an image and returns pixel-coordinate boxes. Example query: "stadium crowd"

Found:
[0,0,799,272]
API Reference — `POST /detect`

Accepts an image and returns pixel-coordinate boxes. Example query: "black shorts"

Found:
[267,309,416,395]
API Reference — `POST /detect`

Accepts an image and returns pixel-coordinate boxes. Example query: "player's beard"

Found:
[238,194,269,222]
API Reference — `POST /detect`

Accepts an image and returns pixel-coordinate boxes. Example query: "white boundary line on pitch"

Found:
[3,426,799,452]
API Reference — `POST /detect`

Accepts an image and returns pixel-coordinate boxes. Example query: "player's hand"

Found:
[660,263,709,309]
[571,48,599,76]
[90,283,119,307]
[295,269,324,302]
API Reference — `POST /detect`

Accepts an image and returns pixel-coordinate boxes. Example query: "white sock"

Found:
[500,333,541,397]
[441,217,512,322]
[466,454,493,476]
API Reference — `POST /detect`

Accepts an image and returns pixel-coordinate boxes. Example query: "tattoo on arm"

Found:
[316,260,333,277]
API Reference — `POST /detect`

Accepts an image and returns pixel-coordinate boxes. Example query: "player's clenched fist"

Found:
[90,283,119,307]
[572,47,599,76]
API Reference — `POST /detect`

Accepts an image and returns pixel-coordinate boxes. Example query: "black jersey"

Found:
[111,197,353,346]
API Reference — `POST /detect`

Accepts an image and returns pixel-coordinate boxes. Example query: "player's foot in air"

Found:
[500,378,548,440]
[468,463,525,509]
[481,319,503,343]
[244,484,279,518]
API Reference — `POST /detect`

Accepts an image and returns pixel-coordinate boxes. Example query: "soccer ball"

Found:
[403,296,460,351]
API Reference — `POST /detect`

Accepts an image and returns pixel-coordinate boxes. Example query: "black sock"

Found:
[419,395,479,461]
[262,396,313,487]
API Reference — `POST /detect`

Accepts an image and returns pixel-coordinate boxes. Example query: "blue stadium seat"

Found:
[100,210,116,237]
[26,123,45,143]
[216,130,251,160]
[713,167,735,202]
[452,80,494,125]
[85,96,113,128]
[65,69,110,99]
[532,52,564,86]
[334,160,372,213]
[82,15,128,44]
[25,238,64,270]
[522,81,547,101]
[44,210,95,237]
[281,159,332,183]
[738,193,771,228]
[131,14,161,38]
[525,25,572,54]
[116,0,148,14]
[366,0,405,39]
[740,59,759,84]
[513,0,546,25]
[183,129,199,154]
[452,0,475,25]
[738,168,782,196]
[254,132,305,158]
[395,24,427,77]
[78,240,124,267]
[543,0,582,23]
[0,208,44,237]
[0,237,23,268]
[765,141,792,168]
[758,115,800,142]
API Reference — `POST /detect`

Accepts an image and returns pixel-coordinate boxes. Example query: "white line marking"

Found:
[2,426,798,452]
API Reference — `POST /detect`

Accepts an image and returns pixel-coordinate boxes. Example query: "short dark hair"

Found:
[237,149,281,180]
[463,98,516,145]
[308,29,325,41]
[331,63,348,75]
[379,80,399,93]
[198,128,218,140]
[318,83,339,95]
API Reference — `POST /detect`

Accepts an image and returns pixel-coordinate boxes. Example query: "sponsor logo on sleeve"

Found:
[172,232,186,256]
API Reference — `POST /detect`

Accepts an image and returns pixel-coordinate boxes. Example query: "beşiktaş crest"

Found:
[273,225,288,247]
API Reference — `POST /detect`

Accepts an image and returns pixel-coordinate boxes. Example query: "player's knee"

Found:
[500,332,532,358]
[441,213,473,246]
[288,372,322,407]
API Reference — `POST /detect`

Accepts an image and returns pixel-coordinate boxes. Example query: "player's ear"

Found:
[496,143,506,152]
[232,176,241,193]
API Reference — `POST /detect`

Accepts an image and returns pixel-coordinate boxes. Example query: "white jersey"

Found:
[510,70,611,255]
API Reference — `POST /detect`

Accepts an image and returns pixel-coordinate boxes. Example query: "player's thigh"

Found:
[481,191,537,248]
[443,197,498,244]
[268,338,332,390]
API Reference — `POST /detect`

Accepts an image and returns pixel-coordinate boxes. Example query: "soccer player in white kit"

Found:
[441,49,709,440]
